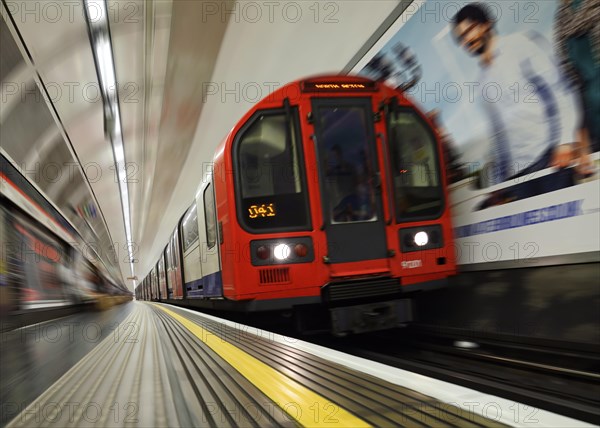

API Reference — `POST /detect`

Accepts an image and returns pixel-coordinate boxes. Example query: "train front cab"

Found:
[215,76,456,335]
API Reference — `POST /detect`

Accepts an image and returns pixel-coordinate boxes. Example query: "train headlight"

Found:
[273,244,291,260]
[414,231,428,246]
[250,237,314,266]
[399,225,443,253]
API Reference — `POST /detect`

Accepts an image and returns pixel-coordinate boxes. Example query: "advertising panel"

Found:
[357,0,600,268]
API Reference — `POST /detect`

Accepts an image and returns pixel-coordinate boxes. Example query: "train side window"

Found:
[181,203,199,252]
[203,183,217,249]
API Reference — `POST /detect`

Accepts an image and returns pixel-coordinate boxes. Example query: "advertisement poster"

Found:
[359,0,600,267]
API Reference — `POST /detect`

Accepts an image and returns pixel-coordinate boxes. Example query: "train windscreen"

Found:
[387,108,443,221]
[235,108,310,232]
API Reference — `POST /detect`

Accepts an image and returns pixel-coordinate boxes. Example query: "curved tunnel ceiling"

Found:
[1,0,407,290]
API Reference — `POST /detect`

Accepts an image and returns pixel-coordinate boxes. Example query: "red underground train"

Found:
[138,75,456,335]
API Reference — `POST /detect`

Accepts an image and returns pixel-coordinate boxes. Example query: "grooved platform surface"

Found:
[4,302,506,427]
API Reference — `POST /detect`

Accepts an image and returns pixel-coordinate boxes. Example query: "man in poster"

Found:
[451,3,590,187]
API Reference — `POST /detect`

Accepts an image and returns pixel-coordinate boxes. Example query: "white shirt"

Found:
[477,32,579,182]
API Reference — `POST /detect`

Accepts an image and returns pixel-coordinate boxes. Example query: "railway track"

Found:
[307,325,600,426]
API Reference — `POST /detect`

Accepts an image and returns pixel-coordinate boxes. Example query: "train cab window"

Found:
[387,109,443,221]
[203,184,217,248]
[234,109,310,232]
[181,203,199,252]
[317,105,379,224]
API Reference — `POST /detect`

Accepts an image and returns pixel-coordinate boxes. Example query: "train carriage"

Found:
[140,75,456,335]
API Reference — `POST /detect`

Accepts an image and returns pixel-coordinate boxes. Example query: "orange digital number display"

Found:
[248,203,276,219]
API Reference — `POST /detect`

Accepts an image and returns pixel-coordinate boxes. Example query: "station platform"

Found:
[1,302,591,427]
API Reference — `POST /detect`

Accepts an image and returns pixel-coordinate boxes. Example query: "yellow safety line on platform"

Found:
[153,304,370,427]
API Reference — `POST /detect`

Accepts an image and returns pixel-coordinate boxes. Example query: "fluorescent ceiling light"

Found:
[84,0,108,29]
[84,0,136,281]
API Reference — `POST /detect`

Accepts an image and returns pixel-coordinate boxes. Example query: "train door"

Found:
[200,182,222,297]
[311,98,388,263]
[164,245,174,299]
[157,256,168,299]
[171,229,184,298]
[151,267,158,300]
[148,267,154,300]
[165,231,183,299]
[180,203,203,298]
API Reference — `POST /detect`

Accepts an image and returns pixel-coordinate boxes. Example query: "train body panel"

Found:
[218,76,455,300]
[177,180,223,299]
[213,133,237,299]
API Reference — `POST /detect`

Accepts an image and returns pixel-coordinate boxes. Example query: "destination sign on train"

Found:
[302,81,377,92]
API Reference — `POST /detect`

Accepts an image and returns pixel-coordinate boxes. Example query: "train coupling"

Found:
[330,299,413,336]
